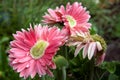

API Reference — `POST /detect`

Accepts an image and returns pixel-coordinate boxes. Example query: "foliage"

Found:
[0,0,120,80]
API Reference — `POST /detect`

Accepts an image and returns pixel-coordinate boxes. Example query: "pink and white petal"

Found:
[74,43,84,57]
[16,62,29,72]
[96,41,103,51]
[88,42,96,60]
[18,56,31,63]
[66,42,81,46]
[37,61,46,76]
[83,43,89,59]
[12,59,19,64]
[49,61,56,69]
[9,48,27,58]
[48,9,58,20]
[46,69,54,77]
[29,60,37,78]
[20,70,25,78]
[20,68,29,79]
[38,60,46,66]
[13,40,30,51]
[58,5,65,15]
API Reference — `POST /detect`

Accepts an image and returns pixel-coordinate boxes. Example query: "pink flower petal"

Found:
[88,42,96,60]
[96,41,102,51]
[18,56,31,63]
[74,43,84,57]
[17,62,29,72]
[96,53,105,66]
[46,69,54,77]
[29,60,37,78]
[83,43,89,58]
[37,61,46,76]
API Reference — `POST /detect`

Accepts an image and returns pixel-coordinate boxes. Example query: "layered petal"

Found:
[8,24,67,79]
[43,2,91,36]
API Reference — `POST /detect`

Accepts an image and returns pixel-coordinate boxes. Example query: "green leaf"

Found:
[0,36,9,44]
[108,74,119,80]
[0,71,4,78]
[100,62,116,74]
[90,26,97,35]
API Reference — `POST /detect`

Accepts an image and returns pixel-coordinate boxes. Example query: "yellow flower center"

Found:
[30,40,49,59]
[66,15,76,28]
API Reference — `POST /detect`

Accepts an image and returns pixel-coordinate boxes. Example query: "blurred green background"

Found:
[0,0,120,80]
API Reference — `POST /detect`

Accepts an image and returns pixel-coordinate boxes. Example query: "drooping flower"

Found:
[43,2,91,35]
[8,24,67,79]
[66,32,106,65]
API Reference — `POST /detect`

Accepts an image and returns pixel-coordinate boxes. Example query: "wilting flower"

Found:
[8,24,67,79]
[43,2,91,35]
[66,32,106,65]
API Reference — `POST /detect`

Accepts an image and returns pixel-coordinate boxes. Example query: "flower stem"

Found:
[89,58,95,80]
[62,67,66,80]
[56,67,66,80]
[41,76,45,80]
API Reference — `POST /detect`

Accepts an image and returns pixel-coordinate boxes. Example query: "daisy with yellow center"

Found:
[8,24,67,79]
[43,2,91,36]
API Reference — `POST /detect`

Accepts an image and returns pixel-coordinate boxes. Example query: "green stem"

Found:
[89,58,95,80]
[62,67,66,80]
[41,76,45,80]
[0,45,1,70]
[56,67,66,80]
[99,71,107,80]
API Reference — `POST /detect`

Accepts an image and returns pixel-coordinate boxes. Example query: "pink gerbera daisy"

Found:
[66,32,106,65]
[43,2,91,35]
[8,24,67,79]
[62,2,91,34]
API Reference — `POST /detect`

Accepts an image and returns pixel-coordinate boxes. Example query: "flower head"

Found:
[62,2,91,34]
[43,2,91,36]
[66,32,106,65]
[8,24,67,79]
